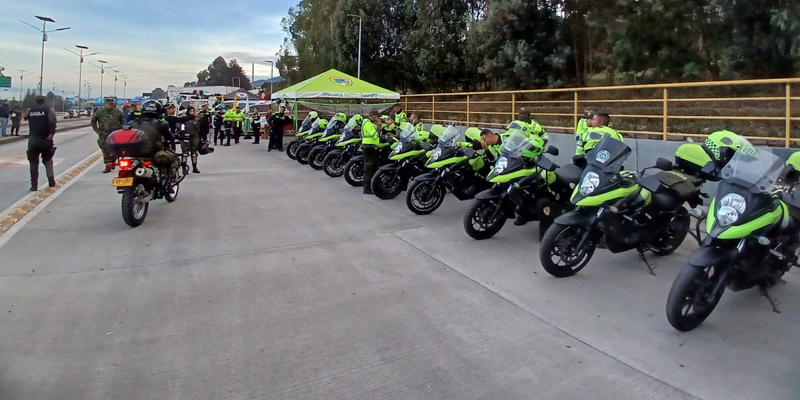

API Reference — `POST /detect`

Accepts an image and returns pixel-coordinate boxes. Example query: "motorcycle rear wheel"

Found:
[406,180,445,215]
[323,154,346,177]
[463,199,506,240]
[372,169,404,200]
[666,264,724,331]
[121,184,149,227]
[539,223,596,277]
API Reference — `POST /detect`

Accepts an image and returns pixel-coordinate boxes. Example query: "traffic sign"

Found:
[0,76,11,88]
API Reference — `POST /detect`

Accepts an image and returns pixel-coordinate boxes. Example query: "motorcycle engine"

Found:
[600,213,641,250]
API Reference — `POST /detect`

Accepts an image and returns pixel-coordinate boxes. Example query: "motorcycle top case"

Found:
[106,129,149,158]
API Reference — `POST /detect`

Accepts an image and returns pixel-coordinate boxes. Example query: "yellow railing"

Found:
[401,78,800,148]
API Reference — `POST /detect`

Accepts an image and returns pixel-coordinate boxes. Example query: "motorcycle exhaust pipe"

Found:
[134,167,154,179]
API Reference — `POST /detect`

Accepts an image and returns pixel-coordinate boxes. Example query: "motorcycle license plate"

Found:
[112,177,134,187]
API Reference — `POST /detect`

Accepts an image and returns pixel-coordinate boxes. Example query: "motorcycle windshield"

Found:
[344,119,358,132]
[586,135,630,172]
[323,120,343,138]
[398,124,417,145]
[436,126,464,151]
[719,143,782,194]
[500,130,535,159]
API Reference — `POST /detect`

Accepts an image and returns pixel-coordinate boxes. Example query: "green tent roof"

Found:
[273,69,400,100]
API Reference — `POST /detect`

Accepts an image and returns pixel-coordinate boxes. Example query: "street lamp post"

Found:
[65,45,99,113]
[91,60,116,100]
[347,14,362,79]
[264,60,274,98]
[20,16,70,95]
[112,70,121,98]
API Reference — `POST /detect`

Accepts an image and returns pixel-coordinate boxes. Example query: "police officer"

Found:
[126,103,143,123]
[184,106,203,173]
[26,96,57,191]
[91,97,125,173]
[251,110,262,144]
[213,109,225,145]
[198,103,212,144]
[409,111,424,132]
[574,109,594,154]
[361,110,383,195]
[518,110,549,145]
[131,100,177,180]
[391,104,407,125]
[232,107,245,144]
[268,106,289,151]
[575,112,624,157]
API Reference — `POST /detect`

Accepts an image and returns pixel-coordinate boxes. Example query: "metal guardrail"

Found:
[401,78,800,148]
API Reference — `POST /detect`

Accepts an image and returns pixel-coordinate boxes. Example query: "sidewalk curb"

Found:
[0,123,92,147]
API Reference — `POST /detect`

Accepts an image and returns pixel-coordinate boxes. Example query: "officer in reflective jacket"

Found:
[361,110,383,195]
[392,104,407,125]
[575,112,624,157]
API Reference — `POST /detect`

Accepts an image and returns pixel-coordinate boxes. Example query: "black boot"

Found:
[513,215,528,226]
[192,163,200,174]
[48,176,56,187]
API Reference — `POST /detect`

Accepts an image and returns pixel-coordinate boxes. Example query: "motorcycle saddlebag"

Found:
[106,129,149,158]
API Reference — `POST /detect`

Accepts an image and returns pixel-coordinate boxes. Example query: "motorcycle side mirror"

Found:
[545,146,559,156]
[656,158,674,171]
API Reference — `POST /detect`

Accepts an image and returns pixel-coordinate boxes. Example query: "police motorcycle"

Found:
[343,126,398,187]
[295,118,330,164]
[308,113,349,170]
[323,118,362,178]
[463,130,582,240]
[405,126,492,215]
[106,128,183,228]
[666,143,800,331]
[286,112,321,160]
[371,123,438,199]
[538,135,709,277]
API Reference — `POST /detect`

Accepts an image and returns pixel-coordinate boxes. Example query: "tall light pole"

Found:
[264,60,274,98]
[90,60,116,99]
[64,45,98,113]
[20,16,70,94]
[347,14,362,79]
[111,70,121,98]
[122,76,132,101]
[18,70,34,104]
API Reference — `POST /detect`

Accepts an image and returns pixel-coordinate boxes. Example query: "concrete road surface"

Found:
[0,142,797,399]
[0,126,97,211]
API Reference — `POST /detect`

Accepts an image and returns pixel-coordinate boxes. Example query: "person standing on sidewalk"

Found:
[361,110,383,195]
[91,98,125,173]
[11,105,23,136]
[26,96,57,191]
[267,106,289,151]
[0,99,10,137]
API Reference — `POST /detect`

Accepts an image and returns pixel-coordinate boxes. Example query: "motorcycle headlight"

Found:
[494,157,508,174]
[431,148,442,161]
[393,144,402,154]
[717,194,746,227]
[579,172,600,196]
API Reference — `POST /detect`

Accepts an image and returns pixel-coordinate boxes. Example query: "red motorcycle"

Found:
[107,129,184,227]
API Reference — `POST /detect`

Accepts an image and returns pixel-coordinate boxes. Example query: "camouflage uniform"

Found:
[91,107,124,165]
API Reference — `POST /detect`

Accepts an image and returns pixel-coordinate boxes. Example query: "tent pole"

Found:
[294,100,298,131]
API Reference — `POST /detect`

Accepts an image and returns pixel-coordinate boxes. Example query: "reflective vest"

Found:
[394,111,407,125]
[576,126,624,155]
[362,121,380,145]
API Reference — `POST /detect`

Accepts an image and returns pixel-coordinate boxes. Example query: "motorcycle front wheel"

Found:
[666,264,725,331]
[343,158,364,187]
[463,198,506,240]
[309,149,325,170]
[296,145,311,165]
[371,169,404,200]
[121,183,149,227]
[539,223,596,277]
[286,140,300,160]
[406,180,446,215]
[323,153,346,178]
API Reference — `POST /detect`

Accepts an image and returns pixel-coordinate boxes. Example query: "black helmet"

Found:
[141,100,162,117]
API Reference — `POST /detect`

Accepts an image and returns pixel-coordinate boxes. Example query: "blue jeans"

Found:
[0,117,8,137]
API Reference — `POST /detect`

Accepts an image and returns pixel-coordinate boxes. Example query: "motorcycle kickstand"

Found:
[637,248,657,276]
[759,284,782,314]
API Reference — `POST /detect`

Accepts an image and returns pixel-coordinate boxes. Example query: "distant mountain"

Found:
[252,76,285,88]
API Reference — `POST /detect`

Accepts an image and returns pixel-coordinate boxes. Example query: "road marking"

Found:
[0,151,102,248]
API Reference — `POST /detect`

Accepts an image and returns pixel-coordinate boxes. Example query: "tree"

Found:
[183,81,198,87]
[150,88,166,99]
[194,56,252,89]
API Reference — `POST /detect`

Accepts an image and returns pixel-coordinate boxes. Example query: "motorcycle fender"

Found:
[553,210,597,228]
[350,155,365,162]
[687,246,734,268]
[413,172,440,182]
[475,186,506,201]
[297,143,311,150]
[327,149,344,156]
[312,144,326,152]
[378,163,402,172]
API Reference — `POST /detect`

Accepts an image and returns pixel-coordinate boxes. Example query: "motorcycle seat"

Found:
[555,164,582,186]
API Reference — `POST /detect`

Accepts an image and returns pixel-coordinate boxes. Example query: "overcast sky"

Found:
[0,0,295,100]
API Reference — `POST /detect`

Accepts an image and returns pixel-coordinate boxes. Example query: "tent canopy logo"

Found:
[330,77,353,87]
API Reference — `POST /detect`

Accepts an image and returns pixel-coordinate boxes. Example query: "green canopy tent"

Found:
[272,69,400,129]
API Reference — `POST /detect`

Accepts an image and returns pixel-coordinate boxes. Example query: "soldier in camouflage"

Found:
[91,98,124,173]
